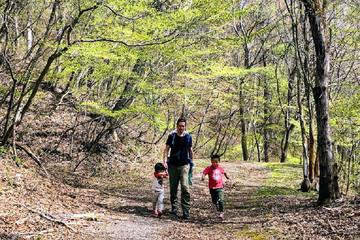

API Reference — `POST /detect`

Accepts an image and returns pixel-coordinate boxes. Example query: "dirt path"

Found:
[82,161,270,240]
[80,160,360,240]
[2,160,359,239]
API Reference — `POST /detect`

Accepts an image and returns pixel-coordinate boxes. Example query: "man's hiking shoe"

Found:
[171,206,178,216]
[182,209,190,220]
[219,212,224,220]
[182,213,190,220]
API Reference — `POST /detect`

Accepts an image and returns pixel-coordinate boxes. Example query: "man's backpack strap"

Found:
[171,132,190,147]
[171,132,176,146]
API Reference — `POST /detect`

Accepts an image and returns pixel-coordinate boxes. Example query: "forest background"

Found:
[0,0,359,239]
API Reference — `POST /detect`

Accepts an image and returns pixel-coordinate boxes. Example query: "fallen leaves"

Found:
[1,157,359,240]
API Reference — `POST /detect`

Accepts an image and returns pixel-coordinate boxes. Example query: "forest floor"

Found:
[1,157,359,240]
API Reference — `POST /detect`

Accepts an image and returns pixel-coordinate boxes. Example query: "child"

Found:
[153,162,168,217]
[201,154,229,220]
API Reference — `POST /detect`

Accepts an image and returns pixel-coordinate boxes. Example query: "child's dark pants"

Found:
[209,188,224,212]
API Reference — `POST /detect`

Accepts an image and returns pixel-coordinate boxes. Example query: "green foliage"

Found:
[0,85,8,97]
[14,157,25,167]
[235,226,281,240]
[0,146,8,156]
[181,64,277,81]
[331,90,360,147]
[225,144,243,160]
[271,43,290,57]
[2,0,358,197]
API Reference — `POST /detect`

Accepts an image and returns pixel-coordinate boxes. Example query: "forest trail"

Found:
[82,161,271,239]
[1,160,359,240]
[1,0,358,238]
[81,160,359,240]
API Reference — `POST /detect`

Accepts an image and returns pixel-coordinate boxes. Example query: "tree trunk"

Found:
[194,100,212,150]
[240,107,248,161]
[239,27,251,161]
[300,5,316,184]
[263,81,270,163]
[297,67,310,192]
[280,124,295,163]
[27,14,33,51]
[308,114,316,182]
[302,0,340,204]
[280,66,296,163]
[239,80,249,161]
[263,57,270,163]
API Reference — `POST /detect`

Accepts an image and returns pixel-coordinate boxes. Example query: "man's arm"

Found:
[155,172,168,178]
[189,146,193,162]
[163,145,170,168]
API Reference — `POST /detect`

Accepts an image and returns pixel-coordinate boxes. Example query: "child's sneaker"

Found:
[219,212,224,220]
[157,211,163,218]
[153,210,158,217]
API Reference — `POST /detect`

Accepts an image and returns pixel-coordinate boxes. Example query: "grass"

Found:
[235,227,281,240]
[256,156,317,198]
[232,156,317,239]
[193,158,212,169]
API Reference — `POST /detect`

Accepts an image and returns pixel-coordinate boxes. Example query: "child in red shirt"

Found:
[201,154,229,219]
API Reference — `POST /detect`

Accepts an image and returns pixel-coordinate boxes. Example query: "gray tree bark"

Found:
[302,0,340,204]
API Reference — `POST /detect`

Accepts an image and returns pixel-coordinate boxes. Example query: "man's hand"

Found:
[155,172,168,179]
[163,145,170,168]
[159,172,168,178]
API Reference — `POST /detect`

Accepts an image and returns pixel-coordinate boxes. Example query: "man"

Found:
[163,117,193,219]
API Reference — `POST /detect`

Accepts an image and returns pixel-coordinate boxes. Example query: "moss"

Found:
[0,146,8,156]
[235,228,277,240]
[15,157,25,167]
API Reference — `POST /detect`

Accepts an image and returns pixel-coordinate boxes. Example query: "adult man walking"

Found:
[163,117,193,219]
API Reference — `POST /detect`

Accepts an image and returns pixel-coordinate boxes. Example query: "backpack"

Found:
[170,131,191,147]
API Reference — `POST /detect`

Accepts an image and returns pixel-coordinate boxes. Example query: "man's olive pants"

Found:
[168,164,190,213]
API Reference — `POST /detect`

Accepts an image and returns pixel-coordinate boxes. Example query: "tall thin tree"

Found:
[301,0,340,204]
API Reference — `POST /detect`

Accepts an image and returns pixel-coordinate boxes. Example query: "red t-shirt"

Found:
[203,165,225,189]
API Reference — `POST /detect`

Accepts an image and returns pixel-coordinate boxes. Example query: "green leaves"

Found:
[331,90,360,146]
